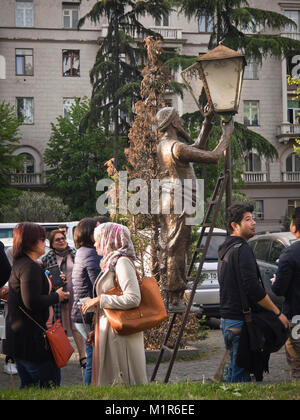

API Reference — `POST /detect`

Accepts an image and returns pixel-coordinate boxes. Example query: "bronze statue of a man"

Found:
[156,107,233,312]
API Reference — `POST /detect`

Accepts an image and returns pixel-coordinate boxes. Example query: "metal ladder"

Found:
[150,171,229,384]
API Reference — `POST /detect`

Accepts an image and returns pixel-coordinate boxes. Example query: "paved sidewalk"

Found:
[0,330,291,390]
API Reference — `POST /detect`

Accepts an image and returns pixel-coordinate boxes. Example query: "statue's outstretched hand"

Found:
[221,118,234,139]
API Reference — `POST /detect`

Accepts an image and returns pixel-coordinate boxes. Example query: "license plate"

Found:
[203,271,218,282]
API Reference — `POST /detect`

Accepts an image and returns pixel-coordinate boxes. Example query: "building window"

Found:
[155,13,169,27]
[288,100,300,124]
[245,152,262,172]
[17,97,34,124]
[63,4,79,29]
[63,97,78,120]
[286,153,300,172]
[287,55,300,79]
[17,152,35,174]
[16,1,34,27]
[288,199,300,217]
[16,49,33,76]
[244,60,259,80]
[62,50,80,77]
[253,200,264,221]
[0,55,6,79]
[198,15,214,33]
[284,10,299,33]
[244,101,259,126]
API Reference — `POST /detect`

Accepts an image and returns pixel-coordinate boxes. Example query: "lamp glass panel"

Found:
[181,64,206,113]
[202,57,244,113]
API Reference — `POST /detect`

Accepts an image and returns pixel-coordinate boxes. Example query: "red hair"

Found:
[13,222,46,260]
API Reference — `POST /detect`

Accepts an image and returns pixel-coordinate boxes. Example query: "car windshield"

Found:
[201,235,226,261]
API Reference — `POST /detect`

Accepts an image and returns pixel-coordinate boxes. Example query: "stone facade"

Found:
[0,0,299,230]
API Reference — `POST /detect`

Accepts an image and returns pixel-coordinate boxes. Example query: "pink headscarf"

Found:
[94,222,136,272]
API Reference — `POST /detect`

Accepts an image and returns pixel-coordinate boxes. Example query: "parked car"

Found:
[185,228,227,320]
[248,232,296,306]
[1,236,50,260]
[185,230,294,323]
[0,222,77,247]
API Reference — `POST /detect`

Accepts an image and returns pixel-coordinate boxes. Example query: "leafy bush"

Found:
[0,191,70,222]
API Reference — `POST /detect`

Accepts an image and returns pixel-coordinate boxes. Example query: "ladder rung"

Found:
[195,246,205,252]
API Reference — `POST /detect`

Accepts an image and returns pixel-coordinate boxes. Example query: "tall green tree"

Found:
[0,101,22,207]
[78,0,171,168]
[173,0,300,198]
[44,98,116,220]
[178,0,300,60]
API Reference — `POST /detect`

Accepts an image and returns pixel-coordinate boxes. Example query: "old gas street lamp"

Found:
[181,43,246,217]
[181,43,246,117]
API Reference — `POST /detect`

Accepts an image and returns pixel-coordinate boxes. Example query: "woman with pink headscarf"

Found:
[81,222,148,386]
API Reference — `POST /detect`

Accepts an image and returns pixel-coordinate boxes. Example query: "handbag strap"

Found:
[113,256,141,291]
[219,242,252,320]
[231,244,252,317]
[19,306,47,333]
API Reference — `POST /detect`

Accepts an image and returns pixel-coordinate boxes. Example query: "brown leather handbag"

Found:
[103,258,167,336]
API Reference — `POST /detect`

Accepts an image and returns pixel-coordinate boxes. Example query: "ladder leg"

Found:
[150,313,177,382]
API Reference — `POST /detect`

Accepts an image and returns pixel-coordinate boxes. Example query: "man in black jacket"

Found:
[272,207,300,380]
[218,204,289,382]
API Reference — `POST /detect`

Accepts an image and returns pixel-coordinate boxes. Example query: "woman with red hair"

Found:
[4,222,69,388]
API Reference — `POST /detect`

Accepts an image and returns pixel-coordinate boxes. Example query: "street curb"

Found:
[145,347,201,362]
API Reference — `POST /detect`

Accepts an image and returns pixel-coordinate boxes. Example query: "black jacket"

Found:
[71,246,101,324]
[237,310,288,381]
[272,239,300,320]
[218,236,266,320]
[4,255,59,362]
[0,241,11,287]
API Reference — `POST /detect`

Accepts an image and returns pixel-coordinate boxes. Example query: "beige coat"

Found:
[92,256,148,386]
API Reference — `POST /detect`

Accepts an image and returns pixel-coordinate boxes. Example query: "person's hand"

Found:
[60,272,66,282]
[86,330,95,347]
[221,117,234,138]
[81,297,100,314]
[278,312,290,329]
[56,287,70,303]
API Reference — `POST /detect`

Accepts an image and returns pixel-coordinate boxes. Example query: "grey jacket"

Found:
[71,246,101,324]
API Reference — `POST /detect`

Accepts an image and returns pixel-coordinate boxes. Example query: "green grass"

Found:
[1,381,300,400]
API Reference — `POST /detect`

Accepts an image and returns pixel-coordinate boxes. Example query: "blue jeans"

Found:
[15,358,61,389]
[75,322,93,385]
[221,319,251,383]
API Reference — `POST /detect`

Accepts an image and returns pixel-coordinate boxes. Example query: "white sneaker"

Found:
[3,362,18,375]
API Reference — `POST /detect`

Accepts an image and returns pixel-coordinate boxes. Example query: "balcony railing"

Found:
[11,173,42,185]
[243,172,267,183]
[282,172,300,183]
[150,27,183,40]
[277,124,300,136]
[101,25,183,40]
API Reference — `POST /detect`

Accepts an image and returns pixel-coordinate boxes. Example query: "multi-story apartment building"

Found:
[0,0,299,232]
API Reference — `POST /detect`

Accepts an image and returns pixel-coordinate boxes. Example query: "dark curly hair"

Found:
[227,204,254,234]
